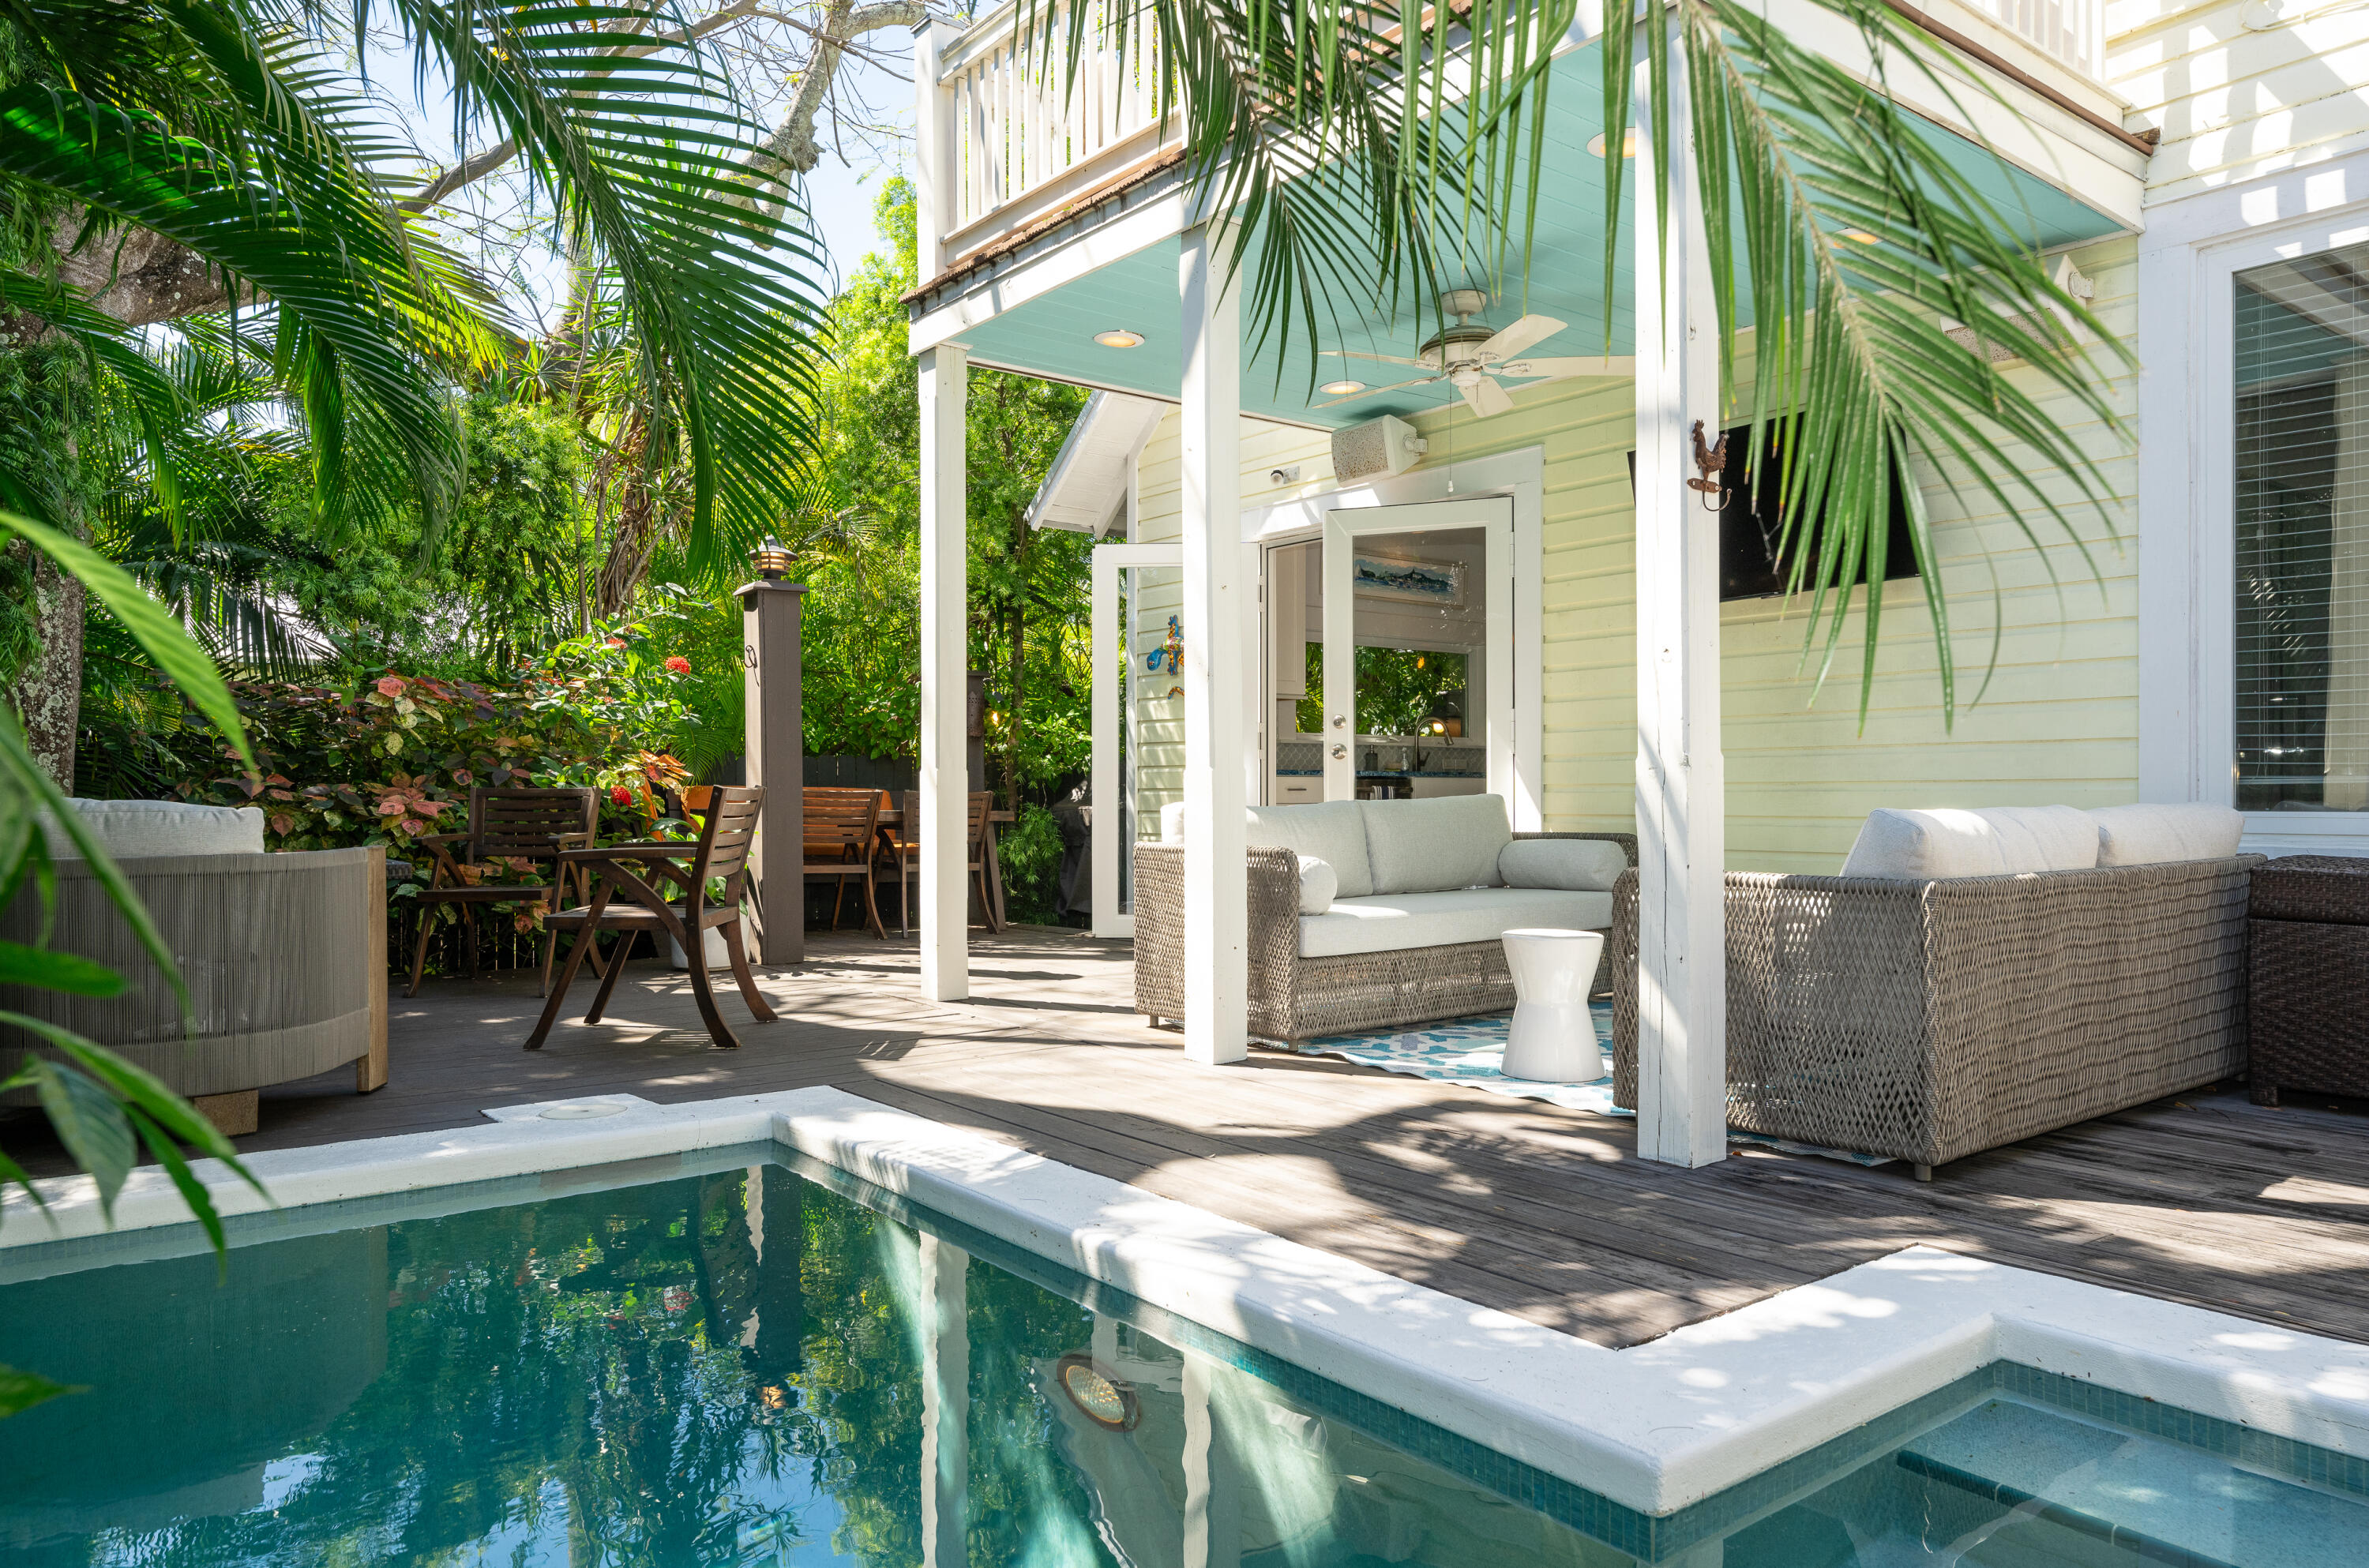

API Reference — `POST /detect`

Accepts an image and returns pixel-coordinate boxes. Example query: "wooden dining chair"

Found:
[525,785,777,1051]
[407,786,601,997]
[879,791,999,936]
[802,786,888,939]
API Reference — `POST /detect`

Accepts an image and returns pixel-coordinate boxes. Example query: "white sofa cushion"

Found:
[2092,803,2246,865]
[1299,887,1612,958]
[1840,805,2097,880]
[47,797,265,858]
[1361,794,1513,895]
[1294,855,1338,914]
[1977,805,2098,872]
[1246,801,1374,898]
[1498,837,1628,891]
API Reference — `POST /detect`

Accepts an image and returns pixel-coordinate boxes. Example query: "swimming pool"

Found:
[4,1138,2364,1566]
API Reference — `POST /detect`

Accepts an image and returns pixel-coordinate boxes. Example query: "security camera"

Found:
[1270,464,1301,486]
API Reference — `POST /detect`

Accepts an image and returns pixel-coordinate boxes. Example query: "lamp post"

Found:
[740,536,805,966]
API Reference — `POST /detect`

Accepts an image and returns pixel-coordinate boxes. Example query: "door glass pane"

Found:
[1267,542,1322,805]
[2235,242,2369,811]
[1336,527,1488,801]
[1124,561,1182,900]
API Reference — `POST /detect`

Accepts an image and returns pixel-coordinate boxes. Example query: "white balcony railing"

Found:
[929,1,1176,261]
[1948,0,2105,83]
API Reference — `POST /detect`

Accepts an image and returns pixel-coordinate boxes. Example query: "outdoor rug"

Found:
[1290,1006,1893,1166]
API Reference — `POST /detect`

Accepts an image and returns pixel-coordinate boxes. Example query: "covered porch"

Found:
[900,3,2150,1163]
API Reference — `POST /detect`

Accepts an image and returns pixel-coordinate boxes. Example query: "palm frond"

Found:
[372,0,832,577]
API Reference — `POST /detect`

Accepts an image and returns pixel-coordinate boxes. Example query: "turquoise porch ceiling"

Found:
[949,46,2126,429]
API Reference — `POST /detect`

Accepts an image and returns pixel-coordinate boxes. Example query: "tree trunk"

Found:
[14,549,84,790]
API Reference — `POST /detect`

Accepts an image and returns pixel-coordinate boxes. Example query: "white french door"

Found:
[1319,497,1516,805]
[1088,543,1179,939]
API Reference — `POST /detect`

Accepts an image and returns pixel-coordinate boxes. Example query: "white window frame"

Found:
[2139,153,2369,855]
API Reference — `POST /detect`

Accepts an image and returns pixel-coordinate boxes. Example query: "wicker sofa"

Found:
[1608,803,2258,1176]
[0,800,387,1135]
[1135,793,1636,1043]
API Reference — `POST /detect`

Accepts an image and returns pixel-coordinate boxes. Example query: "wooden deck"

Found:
[13,927,2369,1349]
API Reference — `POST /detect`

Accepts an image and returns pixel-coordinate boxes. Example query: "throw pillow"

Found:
[1296,854,1338,914]
[1497,838,1628,891]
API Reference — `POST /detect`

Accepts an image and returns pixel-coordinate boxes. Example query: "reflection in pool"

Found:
[1,1150,2363,1566]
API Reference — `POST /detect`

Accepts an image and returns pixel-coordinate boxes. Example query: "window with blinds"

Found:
[2234,242,2369,812]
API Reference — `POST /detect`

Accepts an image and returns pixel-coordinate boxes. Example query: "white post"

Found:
[1632,33,1728,1167]
[1180,221,1248,1066]
[920,343,970,1001]
[1091,550,1124,935]
[919,1233,970,1568]
[911,20,959,283]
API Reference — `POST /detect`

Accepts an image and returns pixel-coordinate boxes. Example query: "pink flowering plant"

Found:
[147,627,708,962]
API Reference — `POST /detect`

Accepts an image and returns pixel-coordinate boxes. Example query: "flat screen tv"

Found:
[1628,422,1921,602]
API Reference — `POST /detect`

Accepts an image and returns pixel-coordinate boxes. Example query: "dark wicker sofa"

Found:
[1605,854,2261,1175]
[1134,829,1637,1044]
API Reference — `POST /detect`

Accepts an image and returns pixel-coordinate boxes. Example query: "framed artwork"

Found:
[1353,551,1463,606]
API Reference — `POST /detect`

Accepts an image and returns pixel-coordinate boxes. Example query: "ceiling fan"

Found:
[1319,289,1635,418]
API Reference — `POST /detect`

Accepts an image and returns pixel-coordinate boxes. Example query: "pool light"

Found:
[1057,1355,1140,1430]
[1093,328,1146,348]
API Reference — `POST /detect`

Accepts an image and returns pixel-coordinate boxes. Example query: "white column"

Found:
[1181,1352,1242,1568]
[1631,36,1729,1167]
[919,343,971,1000]
[1180,221,1248,1065]
[919,1234,969,1568]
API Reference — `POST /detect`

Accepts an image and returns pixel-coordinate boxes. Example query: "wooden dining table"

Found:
[870,801,1015,928]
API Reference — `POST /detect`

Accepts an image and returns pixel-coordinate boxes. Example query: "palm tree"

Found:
[0,0,835,1405]
[1031,0,2131,720]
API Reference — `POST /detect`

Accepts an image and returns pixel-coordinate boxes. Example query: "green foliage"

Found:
[996,802,1067,925]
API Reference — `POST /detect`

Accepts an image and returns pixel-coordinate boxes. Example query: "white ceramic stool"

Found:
[1499,928,1606,1081]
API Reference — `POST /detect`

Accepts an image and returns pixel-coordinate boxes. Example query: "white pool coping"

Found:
[6,1086,2367,1517]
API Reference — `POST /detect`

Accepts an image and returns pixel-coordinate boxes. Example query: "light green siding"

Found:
[1126,236,2142,874]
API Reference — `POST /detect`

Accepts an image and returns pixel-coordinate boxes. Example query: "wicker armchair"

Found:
[2247,855,2369,1105]
[1607,855,2261,1174]
[1135,831,1636,1043]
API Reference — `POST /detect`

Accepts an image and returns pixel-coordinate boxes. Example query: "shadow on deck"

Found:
[10,926,2369,1350]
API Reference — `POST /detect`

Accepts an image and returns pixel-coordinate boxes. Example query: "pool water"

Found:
[0,1147,2361,1567]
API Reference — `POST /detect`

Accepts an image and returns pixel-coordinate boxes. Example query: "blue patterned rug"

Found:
[1291,1004,1893,1166]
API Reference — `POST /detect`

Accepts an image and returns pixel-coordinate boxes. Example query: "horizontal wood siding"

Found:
[1129,238,2140,874]
[2109,0,2369,204]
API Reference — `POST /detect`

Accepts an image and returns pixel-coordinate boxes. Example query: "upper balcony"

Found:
[911,0,2135,298]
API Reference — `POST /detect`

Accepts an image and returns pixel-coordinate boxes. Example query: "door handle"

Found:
[1331,745,1347,760]
[1331,715,1347,730]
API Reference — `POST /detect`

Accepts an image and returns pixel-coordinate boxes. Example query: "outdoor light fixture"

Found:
[751,536,793,580]
[1586,129,1639,157]
[1320,379,1365,396]
[1055,1354,1140,1431]
[1093,328,1146,348]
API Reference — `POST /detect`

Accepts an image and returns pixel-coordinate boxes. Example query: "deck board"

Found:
[8,926,2367,1349]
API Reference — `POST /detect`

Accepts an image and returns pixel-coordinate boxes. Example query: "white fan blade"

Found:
[1315,376,1432,409]
[1461,376,1514,418]
[1496,355,1637,381]
[1323,347,1429,368]
[1478,313,1566,362]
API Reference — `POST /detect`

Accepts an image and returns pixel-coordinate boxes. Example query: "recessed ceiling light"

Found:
[1839,228,1880,243]
[1093,328,1145,348]
[1320,379,1365,396]
[1586,129,1639,158]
